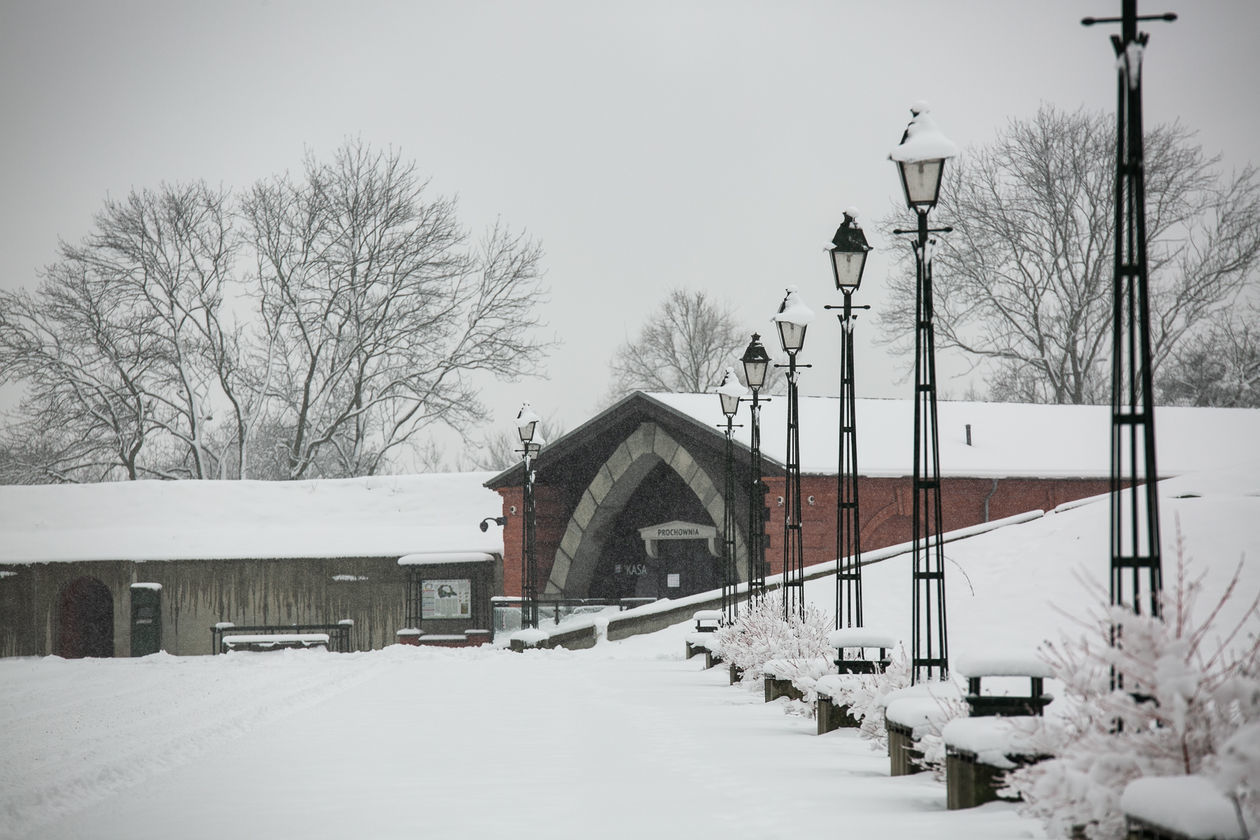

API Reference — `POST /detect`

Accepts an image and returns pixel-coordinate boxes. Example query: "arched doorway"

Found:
[57,577,114,658]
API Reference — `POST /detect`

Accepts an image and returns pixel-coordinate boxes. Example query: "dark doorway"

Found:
[57,577,114,658]
[587,462,720,600]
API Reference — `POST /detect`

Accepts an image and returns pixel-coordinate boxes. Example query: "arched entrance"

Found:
[57,576,114,658]
[546,421,746,598]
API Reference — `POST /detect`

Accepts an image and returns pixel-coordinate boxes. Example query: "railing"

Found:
[490,597,656,637]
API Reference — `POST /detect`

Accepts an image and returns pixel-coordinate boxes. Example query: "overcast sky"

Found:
[2,0,1256,455]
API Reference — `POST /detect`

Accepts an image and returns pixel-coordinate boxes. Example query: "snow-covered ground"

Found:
[2,461,1256,839]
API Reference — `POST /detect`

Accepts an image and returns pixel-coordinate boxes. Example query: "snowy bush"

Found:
[909,692,970,780]
[714,592,832,690]
[1006,532,1260,840]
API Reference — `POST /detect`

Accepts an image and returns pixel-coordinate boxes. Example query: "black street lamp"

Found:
[1083,2,1174,677]
[516,402,542,630]
[891,103,956,683]
[772,286,814,621]
[823,209,872,630]
[740,334,772,601]
[716,368,746,624]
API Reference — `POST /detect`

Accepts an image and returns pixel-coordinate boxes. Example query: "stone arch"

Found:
[545,422,747,597]
[57,576,115,658]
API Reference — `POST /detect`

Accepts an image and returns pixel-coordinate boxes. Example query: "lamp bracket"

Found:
[824,304,872,311]
[892,226,953,236]
[1081,13,1176,26]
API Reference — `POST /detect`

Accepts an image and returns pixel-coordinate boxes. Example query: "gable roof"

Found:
[652,393,1259,478]
[488,391,1260,485]
[0,473,505,565]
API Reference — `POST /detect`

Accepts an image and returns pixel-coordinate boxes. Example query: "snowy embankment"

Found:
[2,460,1255,839]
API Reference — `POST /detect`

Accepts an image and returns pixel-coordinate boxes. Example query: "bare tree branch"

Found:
[877,105,1260,404]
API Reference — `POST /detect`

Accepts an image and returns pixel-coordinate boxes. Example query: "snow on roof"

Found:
[0,472,505,565]
[889,103,958,162]
[649,394,1260,478]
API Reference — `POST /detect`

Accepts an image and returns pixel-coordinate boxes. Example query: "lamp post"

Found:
[890,103,956,683]
[740,334,771,601]
[516,402,542,630]
[823,209,872,629]
[1083,1,1173,630]
[717,368,747,624]
[772,286,814,622]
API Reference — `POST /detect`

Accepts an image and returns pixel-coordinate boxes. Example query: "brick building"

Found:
[485,392,1258,602]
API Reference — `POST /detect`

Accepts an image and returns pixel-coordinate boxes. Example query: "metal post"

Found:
[910,207,948,684]
[721,412,739,624]
[747,389,767,600]
[522,447,539,630]
[835,291,863,628]
[782,351,805,621]
[1083,0,1174,689]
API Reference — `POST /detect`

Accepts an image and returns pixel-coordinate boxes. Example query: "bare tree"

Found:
[0,228,169,480]
[465,415,567,473]
[244,140,552,479]
[1158,303,1260,407]
[605,288,778,404]
[0,142,552,483]
[877,105,1260,404]
[0,182,267,481]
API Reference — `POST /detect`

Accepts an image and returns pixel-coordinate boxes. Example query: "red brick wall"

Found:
[495,475,1111,596]
[499,485,568,598]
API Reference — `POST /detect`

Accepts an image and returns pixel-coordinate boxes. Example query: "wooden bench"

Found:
[883,682,962,776]
[941,655,1057,809]
[762,657,831,703]
[814,628,899,733]
[212,620,354,654]
[814,674,862,734]
[685,610,725,668]
[942,716,1055,809]
[684,610,723,664]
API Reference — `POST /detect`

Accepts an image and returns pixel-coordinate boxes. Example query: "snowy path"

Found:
[1,632,1044,840]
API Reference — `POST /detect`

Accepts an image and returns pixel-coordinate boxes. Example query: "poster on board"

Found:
[421,579,472,619]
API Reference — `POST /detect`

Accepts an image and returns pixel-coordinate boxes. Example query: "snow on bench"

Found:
[1122,776,1248,840]
[814,672,869,735]
[685,610,724,664]
[942,715,1060,810]
[883,682,963,776]
[762,657,834,703]
[955,653,1053,717]
[221,633,331,652]
[212,621,352,654]
[827,628,898,675]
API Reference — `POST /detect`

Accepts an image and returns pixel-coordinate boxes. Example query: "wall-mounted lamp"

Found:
[479,516,507,532]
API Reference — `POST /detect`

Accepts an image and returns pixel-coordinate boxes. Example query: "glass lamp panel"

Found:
[719,390,740,418]
[776,319,807,354]
[899,158,945,208]
[830,248,867,291]
[742,358,768,390]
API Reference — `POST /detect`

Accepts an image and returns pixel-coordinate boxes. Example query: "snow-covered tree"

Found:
[714,591,831,686]
[1007,535,1260,839]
